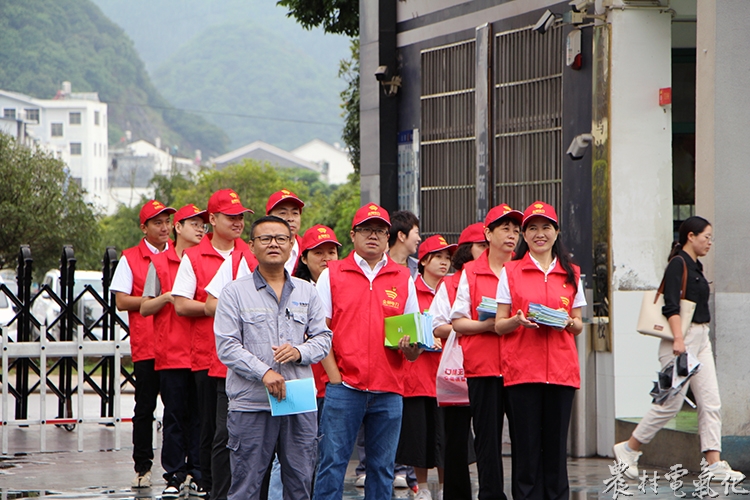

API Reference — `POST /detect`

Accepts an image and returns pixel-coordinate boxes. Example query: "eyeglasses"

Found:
[253,234,291,245]
[354,227,389,237]
[182,221,208,232]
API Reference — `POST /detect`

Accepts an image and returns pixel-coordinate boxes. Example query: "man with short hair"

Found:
[110,199,176,489]
[140,204,208,498]
[388,210,421,279]
[313,203,422,500]
[172,189,253,500]
[214,215,331,500]
[265,189,305,275]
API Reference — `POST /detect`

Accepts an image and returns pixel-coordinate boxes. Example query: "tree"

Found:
[0,133,100,277]
[338,39,360,175]
[276,0,359,37]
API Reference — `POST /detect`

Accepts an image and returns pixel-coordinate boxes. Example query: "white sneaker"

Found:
[393,474,409,488]
[709,461,746,482]
[355,474,366,487]
[131,470,152,488]
[414,488,433,500]
[613,442,641,480]
[436,487,443,500]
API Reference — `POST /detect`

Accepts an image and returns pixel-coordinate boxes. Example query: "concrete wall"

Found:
[695,0,750,470]
[601,6,674,456]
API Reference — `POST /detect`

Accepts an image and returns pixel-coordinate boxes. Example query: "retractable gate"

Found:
[0,245,133,453]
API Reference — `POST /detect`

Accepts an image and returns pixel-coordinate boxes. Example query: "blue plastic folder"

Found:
[266,377,317,416]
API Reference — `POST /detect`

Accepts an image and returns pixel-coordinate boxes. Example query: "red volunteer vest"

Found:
[121,239,160,362]
[501,254,580,388]
[328,253,411,394]
[401,275,441,398]
[183,235,249,375]
[231,246,258,278]
[443,270,462,305]
[151,248,192,371]
[458,251,503,378]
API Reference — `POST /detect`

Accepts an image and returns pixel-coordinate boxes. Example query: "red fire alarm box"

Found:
[659,87,672,106]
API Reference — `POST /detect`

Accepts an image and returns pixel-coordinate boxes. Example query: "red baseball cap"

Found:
[301,225,342,252]
[266,189,304,215]
[174,204,209,224]
[418,234,457,262]
[352,203,391,228]
[522,201,559,226]
[484,203,523,228]
[458,223,487,245]
[139,199,175,225]
[207,189,254,215]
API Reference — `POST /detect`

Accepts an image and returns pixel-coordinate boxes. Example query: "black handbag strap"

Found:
[654,255,688,304]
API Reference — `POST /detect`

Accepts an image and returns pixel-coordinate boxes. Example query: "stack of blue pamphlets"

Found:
[384,312,441,351]
[527,303,568,329]
[477,296,498,321]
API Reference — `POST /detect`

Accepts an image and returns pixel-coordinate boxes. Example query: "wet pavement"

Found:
[0,422,745,499]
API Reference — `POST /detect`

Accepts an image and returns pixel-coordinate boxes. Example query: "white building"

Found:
[211,140,322,178]
[0,82,109,212]
[108,139,199,214]
[292,139,354,185]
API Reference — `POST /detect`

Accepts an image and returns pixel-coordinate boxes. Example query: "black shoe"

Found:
[162,476,183,499]
[189,478,208,498]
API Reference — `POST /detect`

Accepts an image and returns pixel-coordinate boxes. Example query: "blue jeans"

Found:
[313,384,403,500]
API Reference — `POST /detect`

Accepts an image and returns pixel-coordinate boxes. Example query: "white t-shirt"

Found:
[110,239,168,294]
[285,238,299,276]
[171,246,233,300]
[429,281,453,330]
[315,252,419,320]
[205,256,252,299]
[495,256,587,308]
[449,271,475,321]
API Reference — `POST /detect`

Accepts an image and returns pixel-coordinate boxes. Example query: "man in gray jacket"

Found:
[214,215,332,500]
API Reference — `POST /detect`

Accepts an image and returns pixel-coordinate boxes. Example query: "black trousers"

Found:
[194,369,217,491]
[212,378,231,500]
[505,384,576,500]
[160,369,201,483]
[132,359,160,473]
[467,376,507,500]
[443,405,473,500]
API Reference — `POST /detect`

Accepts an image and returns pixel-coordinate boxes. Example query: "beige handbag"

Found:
[636,256,696,340]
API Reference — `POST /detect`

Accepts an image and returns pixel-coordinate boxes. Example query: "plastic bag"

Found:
[436,330,469,407]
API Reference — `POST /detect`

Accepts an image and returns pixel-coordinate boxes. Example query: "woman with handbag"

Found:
[494,201,586,500]
[614,216,743,481]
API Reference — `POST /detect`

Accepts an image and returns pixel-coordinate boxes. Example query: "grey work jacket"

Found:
[214,270,332,412]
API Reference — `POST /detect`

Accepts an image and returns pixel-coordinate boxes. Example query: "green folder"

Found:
[384,312,421,348]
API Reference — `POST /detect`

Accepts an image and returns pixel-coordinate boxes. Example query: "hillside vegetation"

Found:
[0,0,228,156]
[92,0,350,151]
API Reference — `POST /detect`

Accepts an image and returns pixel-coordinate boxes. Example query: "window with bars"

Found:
[51,123,63,137]
[493,25,564,212]
[70,142,82,155]
[3,108,15,119]
[420,39,477,241]
[69,112,81,125]
[25,108,39,122]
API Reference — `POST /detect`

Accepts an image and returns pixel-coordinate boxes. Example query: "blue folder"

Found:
[266,377,318,416]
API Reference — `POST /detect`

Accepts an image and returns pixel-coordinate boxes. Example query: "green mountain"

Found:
[0,0,228,156]
[90,0,350,151]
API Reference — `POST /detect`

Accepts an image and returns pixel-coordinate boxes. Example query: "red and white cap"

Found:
[352,203,391,228]
[301,225,342,252]
[522,201,558,227]
[139,199,175,225]
[207,189,254,215]
[458,222,487,245]
[417,234,457,262]
[174,204,209,224]
[484,203,523,228]
[266,189,304,214]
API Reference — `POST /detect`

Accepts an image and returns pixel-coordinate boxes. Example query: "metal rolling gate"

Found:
[0,245,133,454]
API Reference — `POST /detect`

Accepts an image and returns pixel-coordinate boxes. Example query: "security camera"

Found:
[566,133,593,160]
[568,0,592,13]
[533,10,557,34]
[375,65,390,82]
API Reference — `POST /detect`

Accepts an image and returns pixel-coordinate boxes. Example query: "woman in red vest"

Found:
[397,235,456,500]
[431,222,486,500]
[494,201,585,500]
[450,205,522,500]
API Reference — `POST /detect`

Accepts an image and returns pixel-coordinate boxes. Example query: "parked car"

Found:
[0,275,17,342]
[32,270,127,341]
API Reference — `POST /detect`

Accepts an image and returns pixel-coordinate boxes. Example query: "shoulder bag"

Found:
[636,256,696,340]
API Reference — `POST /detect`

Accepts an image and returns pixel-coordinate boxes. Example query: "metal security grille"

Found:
[493,25,564,211]
[420,39,476,241]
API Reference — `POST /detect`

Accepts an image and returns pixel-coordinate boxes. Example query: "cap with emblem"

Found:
[207,189,254,216]
[301,225,342,252]
[266,189,304,215]
[417,234,457,261]
[522,201,558,227]
[484,203,523,228]
[174,204,209,224]
[352,203,391,228]
[139,199,176,225]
